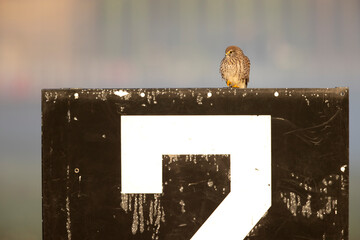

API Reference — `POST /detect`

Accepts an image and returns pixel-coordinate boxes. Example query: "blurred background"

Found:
[0,0,359,239]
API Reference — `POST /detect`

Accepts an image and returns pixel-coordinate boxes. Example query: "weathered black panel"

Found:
[42,88,348,240]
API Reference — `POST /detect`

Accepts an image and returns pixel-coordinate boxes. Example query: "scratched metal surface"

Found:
[42,88,348,240]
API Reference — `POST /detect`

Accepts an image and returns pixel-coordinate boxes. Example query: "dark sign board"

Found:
[42,88,348,240]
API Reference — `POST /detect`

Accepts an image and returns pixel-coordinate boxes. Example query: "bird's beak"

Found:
[225,52,229,56]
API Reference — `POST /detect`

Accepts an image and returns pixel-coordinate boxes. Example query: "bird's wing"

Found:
[219,57,227,80]
[243,55,250,83]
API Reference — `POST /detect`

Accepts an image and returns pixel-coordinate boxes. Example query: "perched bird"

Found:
[220,46,250,88]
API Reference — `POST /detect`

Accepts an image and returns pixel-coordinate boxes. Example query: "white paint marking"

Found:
[121,115,271,239]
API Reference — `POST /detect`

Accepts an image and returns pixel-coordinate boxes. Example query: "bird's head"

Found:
[225,45,243,57]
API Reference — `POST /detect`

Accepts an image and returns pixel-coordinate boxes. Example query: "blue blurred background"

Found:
[0,0,359,239]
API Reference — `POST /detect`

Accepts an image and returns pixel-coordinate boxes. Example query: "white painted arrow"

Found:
[121,115,271,239]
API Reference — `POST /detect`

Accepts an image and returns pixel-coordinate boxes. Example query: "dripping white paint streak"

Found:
[66,165,72,240]
[120,193,165,238]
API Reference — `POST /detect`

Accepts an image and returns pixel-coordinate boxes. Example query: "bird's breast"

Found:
[221,58,240,76]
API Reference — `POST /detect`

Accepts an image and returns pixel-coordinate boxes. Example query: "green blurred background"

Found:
[0,0,359,239]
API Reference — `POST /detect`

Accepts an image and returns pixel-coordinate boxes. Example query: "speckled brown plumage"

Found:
[220,46,250,88]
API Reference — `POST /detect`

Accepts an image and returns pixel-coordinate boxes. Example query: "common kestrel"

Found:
[220,46,250,88]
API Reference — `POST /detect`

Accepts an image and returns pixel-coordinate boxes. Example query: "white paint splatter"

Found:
[207,92,212,98]
[74,93,79,99]
[340,165,347,172]
[325,99,330,107]
[196,95,203,105]
[274,91,279,97]
[289,192,299,216]
[207,179,214,187]
[67,110,71,123]
[114,90,129,97]
[302,94,310,105]
[325,196,332,214]
[302,195,312,218]
[179,200,186,213]
[66,196,72,240]
[45,92,50,102]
